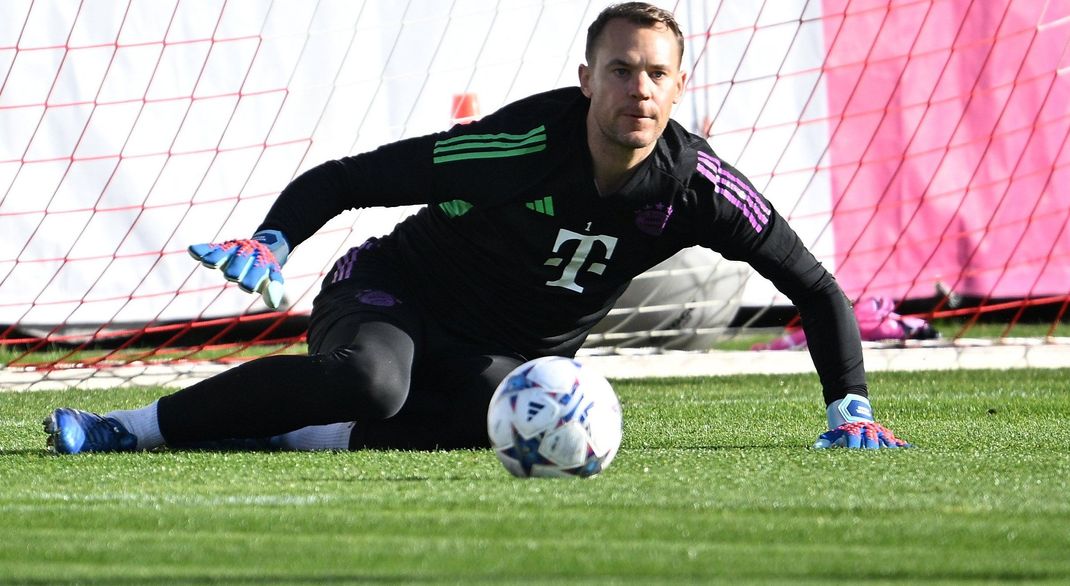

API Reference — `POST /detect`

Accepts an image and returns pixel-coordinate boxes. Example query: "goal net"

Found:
[2,0,1069,385]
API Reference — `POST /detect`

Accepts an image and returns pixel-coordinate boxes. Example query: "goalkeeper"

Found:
[43,2,908,454]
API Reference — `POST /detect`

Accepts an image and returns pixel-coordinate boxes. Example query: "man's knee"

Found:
[321,345,410,420]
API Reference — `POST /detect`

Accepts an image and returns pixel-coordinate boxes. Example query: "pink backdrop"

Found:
[822,0,1070,300]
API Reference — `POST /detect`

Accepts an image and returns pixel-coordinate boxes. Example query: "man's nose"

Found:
[629,71,653,99]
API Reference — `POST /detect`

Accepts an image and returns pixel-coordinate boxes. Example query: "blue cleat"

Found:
[43,408,138,454]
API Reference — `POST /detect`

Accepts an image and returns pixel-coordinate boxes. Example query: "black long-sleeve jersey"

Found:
[260,87,866,404]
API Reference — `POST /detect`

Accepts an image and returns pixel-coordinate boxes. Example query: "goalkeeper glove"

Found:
[188,229,290,309]
[812,393,911,449]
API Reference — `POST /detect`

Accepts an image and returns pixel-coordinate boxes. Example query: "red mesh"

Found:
[1,1,1067,376]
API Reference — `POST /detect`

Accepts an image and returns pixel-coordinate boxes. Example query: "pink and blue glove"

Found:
[813,393,911,449]
[188,229,289,309]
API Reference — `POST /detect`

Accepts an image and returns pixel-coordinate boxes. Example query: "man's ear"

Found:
[674,71,688,104]
[578,63,593,98]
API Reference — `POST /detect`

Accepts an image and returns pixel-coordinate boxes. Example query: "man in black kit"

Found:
[44,2,909,454]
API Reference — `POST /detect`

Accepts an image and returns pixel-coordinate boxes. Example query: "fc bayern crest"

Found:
[634,202,674,236]
[355,289,400,307]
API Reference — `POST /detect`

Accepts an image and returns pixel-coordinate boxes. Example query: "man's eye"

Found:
[650,71,666,80]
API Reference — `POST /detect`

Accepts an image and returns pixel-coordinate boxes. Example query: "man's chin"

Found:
[613,130,658,150]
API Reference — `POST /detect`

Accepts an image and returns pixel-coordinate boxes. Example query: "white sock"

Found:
[106,401,165,451]
[276,422,355,451]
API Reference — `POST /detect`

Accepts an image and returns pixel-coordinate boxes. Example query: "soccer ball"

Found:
[487,356,623,478]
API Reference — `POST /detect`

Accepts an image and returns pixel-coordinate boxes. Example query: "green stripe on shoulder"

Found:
[434,125,545,148]
[433,143,547,164]
[432,125,548,165]
[432,133,545,155]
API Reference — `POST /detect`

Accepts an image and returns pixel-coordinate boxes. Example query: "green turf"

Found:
[1,369,1068,584]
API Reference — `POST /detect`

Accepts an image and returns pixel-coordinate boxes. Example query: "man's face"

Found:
[579,18,686,153]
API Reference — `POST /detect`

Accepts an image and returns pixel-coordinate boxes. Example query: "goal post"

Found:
[2,0,1069,381]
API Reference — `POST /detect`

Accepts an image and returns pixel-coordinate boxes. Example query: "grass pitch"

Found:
[1,368,1068,584]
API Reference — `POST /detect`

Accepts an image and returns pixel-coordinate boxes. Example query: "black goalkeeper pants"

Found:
[157,241,526,450]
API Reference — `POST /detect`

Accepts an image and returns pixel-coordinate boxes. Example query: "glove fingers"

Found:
[238,265,268,293]
[261,278,285,310]
[862,431,880,449]
[844,430,862,449]
[240,262,284,296]
[190,244,232,268]
[877,430,899,449]
[191,239,286,310]
[816,422,912,449]
[223,254,254,282]
[813,430,842,449]
[188,243,214,260]
[869,423,911,449]
[887,434,911,449]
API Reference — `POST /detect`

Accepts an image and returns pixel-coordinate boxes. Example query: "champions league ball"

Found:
[487,357,623,478]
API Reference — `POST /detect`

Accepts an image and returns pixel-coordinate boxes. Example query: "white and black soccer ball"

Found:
[487,356,622,478]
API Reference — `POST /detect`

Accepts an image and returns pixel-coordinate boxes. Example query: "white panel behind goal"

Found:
[1,0,761,353]
[4,0,1067,371]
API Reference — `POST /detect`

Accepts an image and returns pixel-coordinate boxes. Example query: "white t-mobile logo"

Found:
[544,228,618,293]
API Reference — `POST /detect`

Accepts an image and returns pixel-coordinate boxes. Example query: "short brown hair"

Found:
[585,2,684,65]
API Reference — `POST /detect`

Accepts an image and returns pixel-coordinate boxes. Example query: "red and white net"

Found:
[2,0,1068,384]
